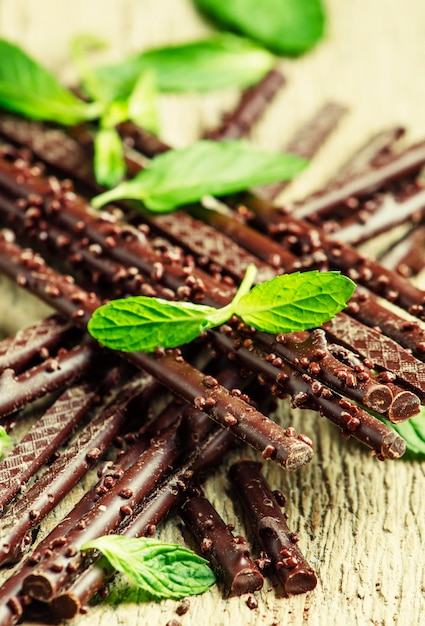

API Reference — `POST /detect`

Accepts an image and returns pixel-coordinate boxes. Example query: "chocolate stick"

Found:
[203,68,286,141]
[280,139,425,220]
[0,314,78,374]
[228,459,318,596]
[346,287,425,360]
[0,381,98,512]
[0,230,314,471]
[0,342,102,419]
[181,491,264,595]
[331,126,405,183]
[0,372,151,566]
[255,102,348,201]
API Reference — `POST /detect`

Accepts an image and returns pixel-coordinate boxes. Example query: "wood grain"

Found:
[0,1,425,624]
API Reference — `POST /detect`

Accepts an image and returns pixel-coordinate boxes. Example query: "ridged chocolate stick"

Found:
[0,381,98,512]
[0,372,151,565]
[228,459,317,595]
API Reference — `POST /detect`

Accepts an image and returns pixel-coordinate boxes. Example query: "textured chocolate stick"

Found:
[48,427,239,620]
[0,372,151,566]
[323,313,425,398]
[330,185,425,245]
[228,459,318,595]
[181,492,264,594]
[284,139,425,220]
[0,381,98,512]
[204,68,285,141]
[0,230,314,471]
[0,342,102,419]
[210,326,406,460]
[256,102,348,201]
[0,314,77,374]
[346,287,425,360]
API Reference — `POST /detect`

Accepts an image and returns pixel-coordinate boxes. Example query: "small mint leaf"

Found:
[235,271,356,333]
[81,535,216,600]
[87,296,218,352]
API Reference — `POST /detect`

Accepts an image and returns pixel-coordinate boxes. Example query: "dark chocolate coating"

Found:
[228,459,317,596]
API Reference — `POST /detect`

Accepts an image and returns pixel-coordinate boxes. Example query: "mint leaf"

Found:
[235,271,356,332]
[87,296,219,352]
[127,70,159,135]
[94,127,126,188]
[0,39,101,125]
[88,268,355,353]
[93,33,275,101]
[0,426,11,459]
[81,535,216,600]
[192,0,326,56]
[91,140,307,212]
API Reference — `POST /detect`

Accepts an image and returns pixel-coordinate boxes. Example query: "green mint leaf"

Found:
[94,127,126,188]
[0,426,12,459]
[192,0,326,56]
[92,33,275,101]
[127,70,159,135]
[87,296,219,352]
[91,140,307,212]
[234,271,356,333]
[0,39,101,125]
[81,535,216,600]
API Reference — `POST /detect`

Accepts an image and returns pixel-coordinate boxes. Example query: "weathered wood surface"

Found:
[0,1,425,625]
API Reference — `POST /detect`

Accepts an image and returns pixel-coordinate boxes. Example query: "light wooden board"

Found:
[0,1,425,625]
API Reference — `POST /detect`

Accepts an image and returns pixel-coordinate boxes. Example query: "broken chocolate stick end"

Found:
[22,573,54,602]
[285,567,318,596]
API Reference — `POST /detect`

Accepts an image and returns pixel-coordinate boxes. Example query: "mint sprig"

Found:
[91,140,308,212]
[88,268,356,352]
[81,535,216,600]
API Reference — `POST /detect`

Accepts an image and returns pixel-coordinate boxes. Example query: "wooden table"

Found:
[0,1,424,624]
